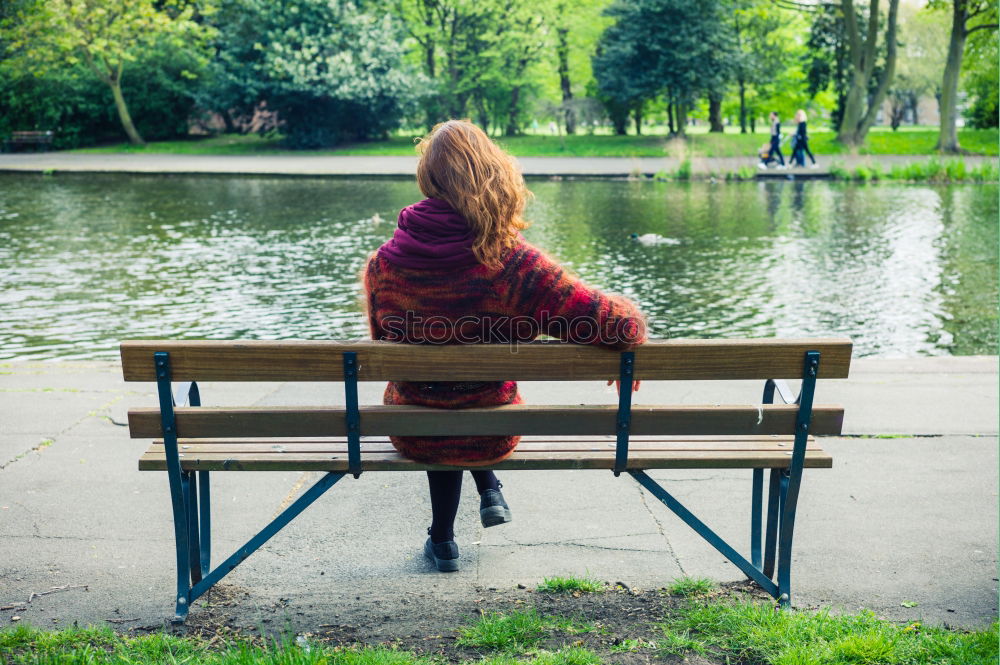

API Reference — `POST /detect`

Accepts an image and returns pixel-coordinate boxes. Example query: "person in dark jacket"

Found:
[768,112,784,167]
[790,109,817,167]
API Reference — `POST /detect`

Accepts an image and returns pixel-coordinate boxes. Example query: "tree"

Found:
[593,0,732,137]
[195,0,267,134]
[961,17,999,128]
[396,0,549,134]
[887,5,948,129]
[554,1,577,134]
[3,0,212,146]
[733,1,794,134]
[540,0,611,135]
[806,4,854,131]
[929,0,998,152]
[591,2,661,134]
[837,0,901,147]
[203,0,422,148]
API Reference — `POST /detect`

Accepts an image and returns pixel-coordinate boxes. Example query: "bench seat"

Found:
[140,435,832,472]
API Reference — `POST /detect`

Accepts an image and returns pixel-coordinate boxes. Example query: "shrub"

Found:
[0,52,202,149]
[827,162,850,180]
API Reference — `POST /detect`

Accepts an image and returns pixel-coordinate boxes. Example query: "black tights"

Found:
[427,470,500,543]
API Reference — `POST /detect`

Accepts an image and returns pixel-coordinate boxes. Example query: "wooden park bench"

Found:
[3,130,54,152]
[121,338,852,622]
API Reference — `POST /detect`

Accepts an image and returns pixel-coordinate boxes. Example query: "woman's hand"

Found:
[607,379,641,394]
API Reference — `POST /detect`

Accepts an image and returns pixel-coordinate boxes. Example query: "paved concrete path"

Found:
[0,152,996,177]
[0,357,996,632]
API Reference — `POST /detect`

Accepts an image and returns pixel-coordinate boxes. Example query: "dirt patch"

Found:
[144,580,771,662]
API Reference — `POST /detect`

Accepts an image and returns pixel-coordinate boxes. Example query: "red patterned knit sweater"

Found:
[364,240,646,466]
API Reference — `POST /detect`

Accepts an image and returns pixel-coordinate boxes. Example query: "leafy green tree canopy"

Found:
[593,0,733,135]
[3,0,213,145]
[207,0,423,147]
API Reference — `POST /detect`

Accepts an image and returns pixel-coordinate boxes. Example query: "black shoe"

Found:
[480,485,512,528]
[424,535,459,572]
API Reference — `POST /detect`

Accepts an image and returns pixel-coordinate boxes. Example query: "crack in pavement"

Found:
[635,480,686,576]
[487,540,664,554]
[1,391,136,470]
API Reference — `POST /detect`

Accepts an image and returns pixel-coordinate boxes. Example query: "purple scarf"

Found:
[378,198,481,270]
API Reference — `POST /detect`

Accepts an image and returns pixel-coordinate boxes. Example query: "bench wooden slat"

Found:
[128,404,845,438]
[139,447,833,472]
[151,435,821,453]
[120,338,852,382]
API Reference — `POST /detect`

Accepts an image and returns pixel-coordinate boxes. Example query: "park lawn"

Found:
[69,127,998,158]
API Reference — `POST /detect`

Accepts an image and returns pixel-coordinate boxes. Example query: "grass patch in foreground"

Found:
[662,598,999,665]
[3,594,997,665]
[537,575,604,594]
[1,626,434,665]
[665,576,716,597]
[456,609,593,652]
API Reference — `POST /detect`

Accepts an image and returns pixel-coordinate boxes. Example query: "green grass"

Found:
[3,598,997,665]
[0,626,441,665]
[828,158,1000,182]
[456,609,593,652]
[661,598,999,665]
[665,577,716,597]
[68,127,999,157]
[536,575,604,594]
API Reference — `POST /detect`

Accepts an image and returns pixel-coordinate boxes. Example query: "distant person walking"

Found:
[768,111,785,167]
[790,109,816,167]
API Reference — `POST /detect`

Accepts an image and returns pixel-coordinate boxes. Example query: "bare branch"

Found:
[966,21,999,34]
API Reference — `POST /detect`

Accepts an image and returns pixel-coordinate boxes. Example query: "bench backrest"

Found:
[122,339,851,442]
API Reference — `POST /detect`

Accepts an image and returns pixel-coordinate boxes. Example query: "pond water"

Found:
[0,174,995,360]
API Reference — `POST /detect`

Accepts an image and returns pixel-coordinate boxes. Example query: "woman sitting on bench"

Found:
[363,119,646,572]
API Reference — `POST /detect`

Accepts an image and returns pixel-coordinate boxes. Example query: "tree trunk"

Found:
[856,0,900,139]
[221,109,236,134]
[613,113,627,135]
[837,69,869,145]
[837,0,900,147]
[738,80,747,134]
[890,99,904,130]
[667,103,675,135]
[708,93,724,132]
[937,0,967,153]
[633,104,642,135]
[476,96,490,134]
[675,103,688,137]
[505,86,522,136]
[109,77,144,146]
[556,26,576,135]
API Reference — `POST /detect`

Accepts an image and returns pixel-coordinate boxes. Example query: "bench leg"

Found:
[166,470,192,623]
[751,469,763,569]
[183,472,203,585]
[198,471,211,577]
[777,466,806,608]
[763,468,784,578]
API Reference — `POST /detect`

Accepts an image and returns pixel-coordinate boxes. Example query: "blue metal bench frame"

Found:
[151,348,820,623]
